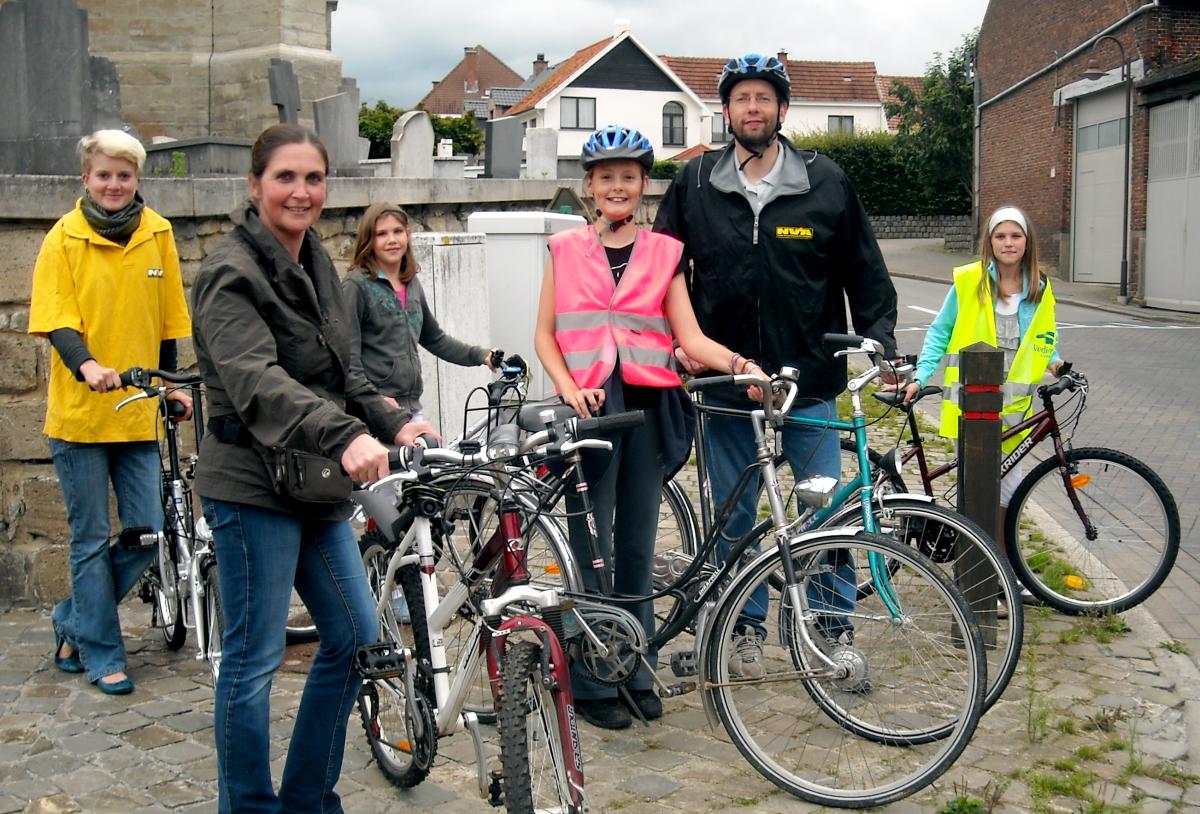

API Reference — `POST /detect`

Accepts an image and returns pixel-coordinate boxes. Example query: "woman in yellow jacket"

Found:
[29,130,193,695]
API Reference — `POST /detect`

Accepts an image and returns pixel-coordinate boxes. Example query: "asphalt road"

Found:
[890,274,1200,658]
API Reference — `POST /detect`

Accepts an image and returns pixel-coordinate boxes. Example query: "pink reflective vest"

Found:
[549,225,683,390]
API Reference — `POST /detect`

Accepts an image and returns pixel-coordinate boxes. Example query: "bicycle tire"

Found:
[818,496,1023,712]
[1005,446,1180,615]
[150,548,187,651]
[357,544,438,788]
[201,558,223,683]
[705,531,985,808]
[497,639,576,814]
[283,590,318,644]
[660,477,700,558]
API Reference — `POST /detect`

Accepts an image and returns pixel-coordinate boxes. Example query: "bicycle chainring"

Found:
[572,601,647,687]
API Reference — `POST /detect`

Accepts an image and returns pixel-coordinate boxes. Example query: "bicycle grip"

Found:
[575,410,644,435]
[822,333,863,349]
[119,367,148,388]
[685,374,736,391]
[166,399,188,419]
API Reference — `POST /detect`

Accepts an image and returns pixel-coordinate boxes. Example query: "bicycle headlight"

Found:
[486,423,520,461]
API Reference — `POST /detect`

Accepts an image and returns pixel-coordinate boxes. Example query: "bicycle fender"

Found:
[351,488,403,542]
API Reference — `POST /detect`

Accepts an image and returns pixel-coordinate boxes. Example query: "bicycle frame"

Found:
[354,469,587,810]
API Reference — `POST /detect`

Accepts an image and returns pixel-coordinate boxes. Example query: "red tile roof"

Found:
[661,56,882,103]
[505,36,615,116]
[666,143,719,162]
[418,45,525,115]
[879,74,924,129]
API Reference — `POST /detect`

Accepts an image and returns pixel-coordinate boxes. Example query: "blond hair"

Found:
[78,129,146,174]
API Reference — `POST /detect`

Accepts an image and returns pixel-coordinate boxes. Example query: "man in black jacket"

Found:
[653,53,898,678]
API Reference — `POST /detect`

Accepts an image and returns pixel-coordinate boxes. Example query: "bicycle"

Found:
[667,337,1023,712]
[521,360,987,807]
[352,419,629,813]
[857,365,1180,616]
[116,367,222,680]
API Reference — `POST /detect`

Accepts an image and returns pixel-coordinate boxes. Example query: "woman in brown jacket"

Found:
[191,124,434,814]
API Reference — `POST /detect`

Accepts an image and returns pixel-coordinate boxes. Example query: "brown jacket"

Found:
[191,200,407,518]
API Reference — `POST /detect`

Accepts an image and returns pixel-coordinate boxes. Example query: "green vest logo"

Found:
[776,225,813,239]
[1035,330,1056,346]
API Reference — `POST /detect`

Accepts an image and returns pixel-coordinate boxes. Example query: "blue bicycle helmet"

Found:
[718,53,791,104]
[580,125,654,171]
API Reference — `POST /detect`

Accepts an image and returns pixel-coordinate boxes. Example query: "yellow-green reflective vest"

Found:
[939,261,1057,454]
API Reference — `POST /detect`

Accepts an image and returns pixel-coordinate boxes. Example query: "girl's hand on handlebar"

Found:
[165,389,193,421]
[395,418,440,447]
[743,362,768,403]
[80,360,122,393]
[342,433,391,483]
[901,381,921,405]
[561,385,605,418]
[673,346,706,375]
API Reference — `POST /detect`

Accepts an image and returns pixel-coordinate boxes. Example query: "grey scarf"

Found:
[81,191,145,244]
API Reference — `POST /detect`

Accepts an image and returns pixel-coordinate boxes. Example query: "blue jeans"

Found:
[49,439,161,683]
[202,498,377,814]
[702,397,854,637]
[563,417,663,700]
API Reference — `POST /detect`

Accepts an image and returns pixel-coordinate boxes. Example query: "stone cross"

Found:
[268,58,301,124]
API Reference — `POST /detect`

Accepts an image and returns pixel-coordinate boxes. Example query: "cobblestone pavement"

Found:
[2,595,1199,813]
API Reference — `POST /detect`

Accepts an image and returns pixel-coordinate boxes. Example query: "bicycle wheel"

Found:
[819,496,1023,711]
[201,558,223,682]
[284,590,318,644]
[150,547,187,651]
[705,531,984,808]
[497,639,576,814]
[357,548,438,788]
[1005,447,1180,615]
[660,477,700,558]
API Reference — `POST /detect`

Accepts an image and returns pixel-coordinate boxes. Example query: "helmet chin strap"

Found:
[734,131,778,172]
[596,210,634,233]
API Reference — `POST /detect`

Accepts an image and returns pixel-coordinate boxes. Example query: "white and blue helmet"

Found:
[718,53,791,104]
[580,125,654,171]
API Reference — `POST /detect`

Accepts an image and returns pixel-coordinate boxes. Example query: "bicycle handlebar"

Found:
[575,410,644,435]
[119,366,204,389]
[1041,368,1086,398]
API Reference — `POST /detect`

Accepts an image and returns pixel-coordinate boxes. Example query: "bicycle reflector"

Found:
[1070,474,1091,488]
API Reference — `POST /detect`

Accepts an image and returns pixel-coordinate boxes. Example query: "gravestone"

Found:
[390,111,434,178]
[268,58,302,125]
[482,117,523,179]
[313,77,364,172]
[524,128,558,180]
[0,0,129,174]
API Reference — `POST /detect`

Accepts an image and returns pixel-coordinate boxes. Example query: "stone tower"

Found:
[73,0,344,139]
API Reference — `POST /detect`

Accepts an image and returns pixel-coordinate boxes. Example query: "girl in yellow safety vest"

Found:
[535,125,760,730]
[904,206,1064,556]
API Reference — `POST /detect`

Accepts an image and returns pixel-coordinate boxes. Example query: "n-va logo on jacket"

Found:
[146,267,164,278]
[775,225,813,239]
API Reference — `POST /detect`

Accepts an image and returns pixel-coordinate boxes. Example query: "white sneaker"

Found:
[729,629,765,678]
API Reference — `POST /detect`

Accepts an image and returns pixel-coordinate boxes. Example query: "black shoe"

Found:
[620,689,663,721]
[575,697,632,730]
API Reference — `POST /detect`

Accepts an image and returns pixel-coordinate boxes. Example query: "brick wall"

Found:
[978,1,1200,287]
[868,215,973,250]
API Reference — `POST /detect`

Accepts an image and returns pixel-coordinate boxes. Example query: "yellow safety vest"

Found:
[939,261,1057,454]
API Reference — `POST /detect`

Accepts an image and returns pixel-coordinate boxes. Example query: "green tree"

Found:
[358,100,403,159]
[429,110,483,156]
[885,30,976,211]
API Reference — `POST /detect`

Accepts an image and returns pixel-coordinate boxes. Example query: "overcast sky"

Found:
[333,0,991,109]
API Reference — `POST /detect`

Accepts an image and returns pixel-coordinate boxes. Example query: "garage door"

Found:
[1072,87,1127,284]
[1144,96,1200,312]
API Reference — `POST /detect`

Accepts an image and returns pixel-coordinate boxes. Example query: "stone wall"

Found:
[868,214,974,251]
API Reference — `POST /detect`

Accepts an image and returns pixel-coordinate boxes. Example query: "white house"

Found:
[501,23,712,173]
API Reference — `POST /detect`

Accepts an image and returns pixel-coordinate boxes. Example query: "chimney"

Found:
[777,49,788,64]
[463,46,479,96]
[614,18,631,36]
[532,52,548,78]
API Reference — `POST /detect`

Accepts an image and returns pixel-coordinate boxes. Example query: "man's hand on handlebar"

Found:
[81,360,123,393]
[165,389,193,421]
[342,433,392,483]
[395,418,440,447]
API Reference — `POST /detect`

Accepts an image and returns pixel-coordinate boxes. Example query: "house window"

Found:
[828,115,854,135]
[712,115,732,144]
[1077,118,1127,153]
[560,97,595,130]
[663,102,686,146]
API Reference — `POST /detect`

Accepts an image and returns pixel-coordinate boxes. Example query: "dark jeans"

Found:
[202,498,377,814]
[49,439,161,682]
[701,396,854,638]
[564,416,664,700]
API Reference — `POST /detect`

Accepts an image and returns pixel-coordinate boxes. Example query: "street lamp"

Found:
[1083,35,1132,305]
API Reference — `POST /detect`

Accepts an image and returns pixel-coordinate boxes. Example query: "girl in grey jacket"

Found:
[342,203,496,417]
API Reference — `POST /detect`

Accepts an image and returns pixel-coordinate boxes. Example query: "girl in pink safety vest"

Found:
[535,125,762,730]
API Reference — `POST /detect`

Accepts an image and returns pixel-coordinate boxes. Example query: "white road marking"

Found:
[907,305,939,316]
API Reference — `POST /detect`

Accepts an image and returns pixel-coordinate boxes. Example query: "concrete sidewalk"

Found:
[879,238,1200,326]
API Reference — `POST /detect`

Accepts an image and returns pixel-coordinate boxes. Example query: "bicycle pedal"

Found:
[669,650,697,677]
[486,770,504,807]
[661,681,696,697]
[355,642,409,680]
